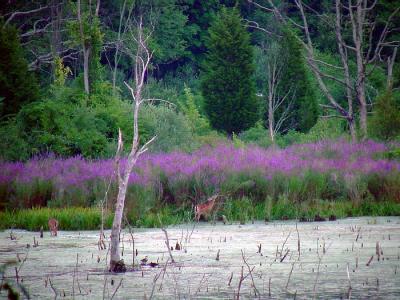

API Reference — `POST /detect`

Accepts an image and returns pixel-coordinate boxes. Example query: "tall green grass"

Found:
[1,198,399,231]
[0,207,113,231]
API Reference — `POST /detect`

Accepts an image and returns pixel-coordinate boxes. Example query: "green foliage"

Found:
[139,104,195,153]
[0,120,30,161]
[6,80,132,159]
[221,197,256,224]
[180,85,211,135]
[0,207,113,231]
[277,118,347,147]
[232,132,246,148]
[17,99,108,158]
[201,7,258,135]
[279,29,319,132]
[239,121,272,148]
[380,149,400,160]
[2,198,399,230]
[150,0,191,64]
[54,57,72,87]
[67,0,104,87]
[0,23,39,118]
[370,90,400,140]
[132,206,192,227]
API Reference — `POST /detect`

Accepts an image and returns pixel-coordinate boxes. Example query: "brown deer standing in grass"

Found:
[195,195,220,221]
[48,218,59,236]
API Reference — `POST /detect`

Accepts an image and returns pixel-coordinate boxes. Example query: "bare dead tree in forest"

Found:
[109,17,156,272]
[265,44,294,143]
[108,0,135,95]
[387,46,398,91]
[77,0,100,94]
[249,0,400,140]
[1,1,78,72]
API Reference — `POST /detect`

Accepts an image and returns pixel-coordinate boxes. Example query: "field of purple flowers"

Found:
[1,139,399,227]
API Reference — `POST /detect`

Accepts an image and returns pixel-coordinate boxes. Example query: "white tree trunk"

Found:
[83,47,90,94]
[109,17,155,272]
[109,156,137,271]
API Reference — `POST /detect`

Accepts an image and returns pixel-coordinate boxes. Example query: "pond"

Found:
[1,217,400,299]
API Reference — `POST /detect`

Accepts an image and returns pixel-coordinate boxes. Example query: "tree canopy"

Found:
[0,0,399,160]
[201,7,258,135]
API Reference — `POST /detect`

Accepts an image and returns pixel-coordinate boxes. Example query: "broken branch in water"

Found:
[149,258,169,299]
[110,278,123,300]
[241,250,260,297]
[158,214,175,263]
[236,264,255,299]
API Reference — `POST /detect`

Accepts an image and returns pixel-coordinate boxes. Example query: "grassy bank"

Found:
[1,140,399,230]
[1,199,400,231]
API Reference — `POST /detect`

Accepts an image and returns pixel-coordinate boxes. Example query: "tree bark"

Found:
[109,17,155,272]
[268,93,274,143]
[77,0,90,94]
[110,152,137,271]
[387,47,398,91]
[83,47,90,94]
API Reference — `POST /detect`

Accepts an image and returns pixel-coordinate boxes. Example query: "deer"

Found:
[194,194,220,222]
[48,218,59,236]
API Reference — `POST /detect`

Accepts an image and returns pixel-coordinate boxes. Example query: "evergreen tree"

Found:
[280,29,318,132]
[370,90,400,140]
[201,7,258,135]
[0,24,39,118]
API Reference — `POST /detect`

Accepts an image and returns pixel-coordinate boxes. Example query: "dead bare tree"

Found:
[2,1,78,73]
[109,0,135,95]
[387,46,398,91]
[336,0,399,139]
[249,0,400,140]
[3,5,50,28]
[264,43,294,143]
[109,17,156,272]
[77,0,101,94]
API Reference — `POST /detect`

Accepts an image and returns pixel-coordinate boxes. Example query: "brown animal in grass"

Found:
[48,218,59,236]
[194,195,219,221]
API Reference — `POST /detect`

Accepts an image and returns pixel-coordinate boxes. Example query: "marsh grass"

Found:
[0,207,113,231]
[1,140,399,230]
[0,198,399,230]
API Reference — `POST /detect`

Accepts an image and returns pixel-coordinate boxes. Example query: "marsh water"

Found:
[1,217,400,299]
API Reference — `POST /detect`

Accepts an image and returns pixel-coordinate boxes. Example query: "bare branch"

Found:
[4,5,49,27]
[309,58,344,70]
[248,0,274,12]
[241,250,260,297]
[139,98,177,108]
[138,135,157,156]
[243,19,277,36]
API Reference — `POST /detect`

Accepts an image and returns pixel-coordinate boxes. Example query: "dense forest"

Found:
[0,0,399,161]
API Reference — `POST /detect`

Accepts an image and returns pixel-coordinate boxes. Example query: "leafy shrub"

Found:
[370,90,400,140]
[277,118,347,147]
[239,121,272,148]
[140,104,195,152]
[222,197,255,224]
[0,120,30,161]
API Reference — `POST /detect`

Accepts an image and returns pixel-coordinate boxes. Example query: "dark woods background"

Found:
[0,0,399,161]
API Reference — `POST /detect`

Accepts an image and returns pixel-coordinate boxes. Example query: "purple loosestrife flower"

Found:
[1,140,398,196]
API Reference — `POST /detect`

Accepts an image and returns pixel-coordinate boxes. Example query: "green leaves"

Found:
[370,90,400,141]
[0,23,39,118]
[201,7,258,135]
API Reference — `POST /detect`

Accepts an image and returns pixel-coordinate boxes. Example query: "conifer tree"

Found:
[279,29,318,132]
[201,7,258,135]
[370,91,400,140]
[0,24,39,118]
